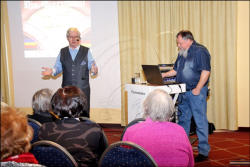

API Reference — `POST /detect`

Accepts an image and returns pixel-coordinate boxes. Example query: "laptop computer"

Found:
[142,65,177,85]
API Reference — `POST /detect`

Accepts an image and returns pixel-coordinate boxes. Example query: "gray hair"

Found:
[143,89,174,122]
[66,27,81,38]
[176,30,194,41]
[32,88,53,115]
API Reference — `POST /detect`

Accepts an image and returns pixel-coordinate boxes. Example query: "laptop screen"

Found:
[142,65,165,85]
[142,65,177,85]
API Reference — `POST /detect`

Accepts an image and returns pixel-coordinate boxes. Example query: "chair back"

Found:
[98,141,158,167]
[30,140,78,167]
[28,118,42,143]
[120,118,145,140]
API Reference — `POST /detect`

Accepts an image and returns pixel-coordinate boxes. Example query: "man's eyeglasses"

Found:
[68,36,80,39]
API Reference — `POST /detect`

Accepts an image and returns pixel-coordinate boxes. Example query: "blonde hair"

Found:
[1,107,33,160]
[66,27,81,38]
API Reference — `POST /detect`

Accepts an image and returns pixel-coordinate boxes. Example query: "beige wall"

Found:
[237,2,249,127]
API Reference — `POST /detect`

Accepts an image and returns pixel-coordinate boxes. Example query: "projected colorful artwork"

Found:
[21,1,91,58]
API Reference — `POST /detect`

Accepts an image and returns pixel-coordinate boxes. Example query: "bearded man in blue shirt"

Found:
[42,27,98,117]
[162,30,211,162]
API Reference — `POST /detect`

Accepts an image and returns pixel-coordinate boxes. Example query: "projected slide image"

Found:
[21,1,91,58]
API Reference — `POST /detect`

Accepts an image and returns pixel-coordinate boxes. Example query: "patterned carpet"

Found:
[103,127,250,167]
[192,131,250,167]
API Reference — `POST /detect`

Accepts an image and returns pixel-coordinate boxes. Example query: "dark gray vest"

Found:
[60,45,89,92]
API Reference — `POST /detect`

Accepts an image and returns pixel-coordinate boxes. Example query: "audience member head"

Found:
[143,89,174,122]
[32,88,53,116]
[50,86,88,119]
[1,107,33,160]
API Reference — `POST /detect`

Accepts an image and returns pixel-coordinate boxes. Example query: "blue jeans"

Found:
[178,86,210,156]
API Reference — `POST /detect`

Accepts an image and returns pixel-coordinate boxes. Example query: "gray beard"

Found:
[179,49,188,58]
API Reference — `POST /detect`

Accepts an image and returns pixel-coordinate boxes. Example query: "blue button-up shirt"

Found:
[53,45,95,76]
[173,41,211,90]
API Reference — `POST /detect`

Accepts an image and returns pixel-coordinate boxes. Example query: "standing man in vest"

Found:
[162,30,211,162]
[42,27,98,117]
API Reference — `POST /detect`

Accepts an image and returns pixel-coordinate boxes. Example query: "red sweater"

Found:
[2,152,38,164]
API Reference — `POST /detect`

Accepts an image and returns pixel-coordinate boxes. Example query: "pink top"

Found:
[123,118,194,167]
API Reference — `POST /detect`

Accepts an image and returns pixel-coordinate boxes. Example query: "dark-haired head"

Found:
[176,30,194,52]
[176,30,194,41]
[50,86,88,119]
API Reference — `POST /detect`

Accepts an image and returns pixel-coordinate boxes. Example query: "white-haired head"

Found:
[66,27,81,38]
[143,89,174,122]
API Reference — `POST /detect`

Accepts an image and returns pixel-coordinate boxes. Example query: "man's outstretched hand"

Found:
[41,67,53,76]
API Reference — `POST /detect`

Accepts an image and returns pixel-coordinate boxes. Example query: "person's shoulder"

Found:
[191,42,210,57]
[80,120,102,129]
[192,41,209,52]
[168,122,187,131]
[27,113,39,119]
[125,120,148,133]
[27,114,43,123]
[76,121,104,137]
[80,45,89,50]
[61,46,69,50]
